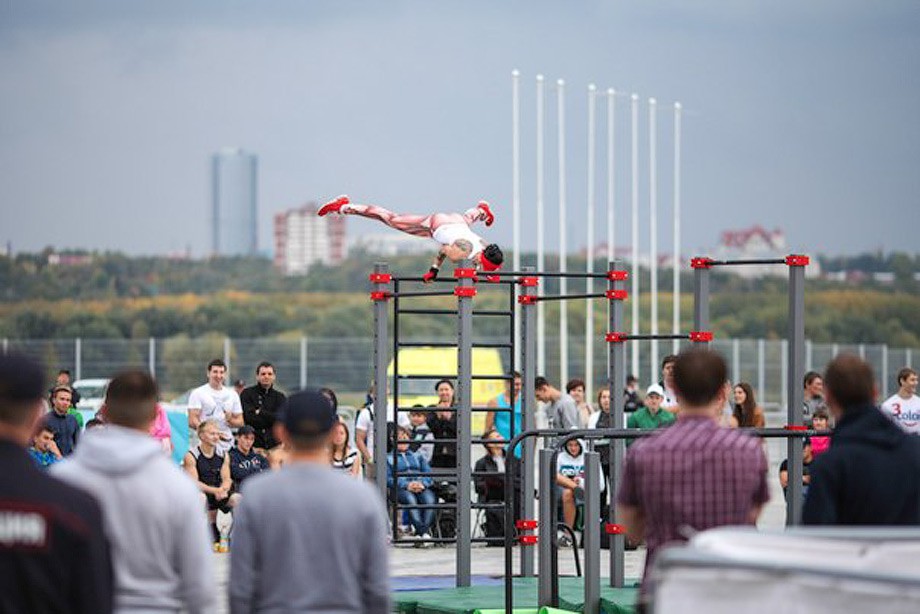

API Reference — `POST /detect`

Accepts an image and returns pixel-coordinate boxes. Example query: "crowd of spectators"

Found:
[7,341,920,611]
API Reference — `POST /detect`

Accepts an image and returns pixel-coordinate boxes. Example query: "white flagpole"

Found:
[536,74,546,375]
[512,70,521,363]
[558,79,568,385]
[649,97,659,387]
[586,84,596,398]
[672,102,682,353]
[630,93,640,381]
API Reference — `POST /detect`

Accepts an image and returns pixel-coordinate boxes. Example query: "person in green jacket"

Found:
[626,384,676,446]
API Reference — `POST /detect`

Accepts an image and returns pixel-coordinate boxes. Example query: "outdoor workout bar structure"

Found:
[369,252,810,601]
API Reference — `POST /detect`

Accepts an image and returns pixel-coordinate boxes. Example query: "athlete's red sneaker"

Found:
[318,195,350,216]
[477,201,495,226]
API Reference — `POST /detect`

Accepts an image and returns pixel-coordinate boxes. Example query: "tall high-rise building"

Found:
[274,203,346,275]
[211,148,257,256]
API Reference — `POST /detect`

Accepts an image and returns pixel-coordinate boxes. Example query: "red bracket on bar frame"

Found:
[605,332,628,343]
[606,270,629,281]
[689,331,713,342]
[519,276,539,287]
[605,523,626,535]
[518,295,538,305]
[519,534,539,546]
[605,289,629,300]
[454,268,478,279]
[690,257,714,269]
[784,425,809,431]
[516,519,538,530]
[368,272,392,284]
[785,254,810,267]
[454,286,477,298]
[369,291,391,302]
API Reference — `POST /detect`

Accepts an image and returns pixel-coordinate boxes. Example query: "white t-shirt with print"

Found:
[555,445,605,491]
[880,393,920,435]
[188,383,243,452]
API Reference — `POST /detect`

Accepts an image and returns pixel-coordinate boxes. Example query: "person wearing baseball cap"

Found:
[626,383,677,443]
[230,389,390,613]
[0,353,114,612]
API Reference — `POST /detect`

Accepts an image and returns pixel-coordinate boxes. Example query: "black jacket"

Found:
[0,440,113,613]
[239,384,286,449]
[474,454,506,501]
[427,411,457,469]
[803,404,920,525]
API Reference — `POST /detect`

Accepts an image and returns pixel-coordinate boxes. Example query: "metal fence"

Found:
[2,336,915,404]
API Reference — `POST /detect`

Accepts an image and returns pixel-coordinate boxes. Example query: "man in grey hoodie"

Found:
[53,370,215,613]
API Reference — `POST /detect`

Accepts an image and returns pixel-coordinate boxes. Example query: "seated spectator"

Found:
[29,421,62,468]
[566,378,594,428]
[428,380,457,469]
[387,426,436,543]
[329,420,361,478]
[626,384,676,446]
[183,420,240,547]
[779,437,814,502]
[730,382,765,428]
[555,438,604,546]
[588,387,614,490]
[408,408,434,463]
[46,385,80,456]
[149,402,173,454]
[474,429,506,540]
[229,425,269,489]
[809,408,832,458]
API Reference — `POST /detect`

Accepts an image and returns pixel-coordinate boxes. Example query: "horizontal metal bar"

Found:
[393,276,518,285]
[707,258,787,267]
[391,290,457,298]
[532,292,608,302]
[394,406,512,413]
[620,333,690,341]
[396,308,513,316]
[487,270,610,279]
[397,373,515,380]
[395,341,513,349]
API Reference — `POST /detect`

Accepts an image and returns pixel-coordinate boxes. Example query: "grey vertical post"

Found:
[786,257,806,525]
[372,263,390,499]
[757,339,766,404]
[732,338,741,383]
[692,259,710,332]
[223,337,231,378]
[75,337,82,380]
[148,337,156,376]
[608,260,626,587]
[455,260,474,587]
[583,450,601,614]
[881,344,889,398]
[805,339,814,372]
[538,449,555,607]
[907,348,913,368]
[299,336,308,390]
[520,267,538,577]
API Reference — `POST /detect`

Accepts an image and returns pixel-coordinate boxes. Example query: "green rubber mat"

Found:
[394,577,639,614]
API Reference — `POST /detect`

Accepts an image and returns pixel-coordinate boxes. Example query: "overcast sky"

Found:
[1,1,918,259]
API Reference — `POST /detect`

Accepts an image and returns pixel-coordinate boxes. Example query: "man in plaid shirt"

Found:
[616,348,769,604]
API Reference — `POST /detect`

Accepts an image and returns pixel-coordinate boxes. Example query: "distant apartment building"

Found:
[212,148,258,256]
[714,225,820,278]
[273,203,346,275]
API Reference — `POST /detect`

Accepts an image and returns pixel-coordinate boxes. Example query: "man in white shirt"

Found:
[318,195,503,281]
[880,367,920,434]
[659,355,679,412]
[187,359,244,453]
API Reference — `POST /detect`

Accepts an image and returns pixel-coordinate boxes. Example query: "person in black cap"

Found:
[229,424,269,490]
[230,389,390,613]
[0,352,113,613]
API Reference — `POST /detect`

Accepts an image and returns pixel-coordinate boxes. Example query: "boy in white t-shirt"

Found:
[880,367,920,434]
[187,358,244,453]
[318,195,503,281]
[555,438,605,544]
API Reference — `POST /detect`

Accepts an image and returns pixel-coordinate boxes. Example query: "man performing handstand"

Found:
[318,195,504,282]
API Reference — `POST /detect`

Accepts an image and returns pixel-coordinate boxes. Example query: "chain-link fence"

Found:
[3,336,916,406]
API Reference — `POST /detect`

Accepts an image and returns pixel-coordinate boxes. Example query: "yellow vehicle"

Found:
[387,347,507,434]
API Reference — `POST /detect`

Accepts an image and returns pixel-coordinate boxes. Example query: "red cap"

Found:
[479,252,502,272]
